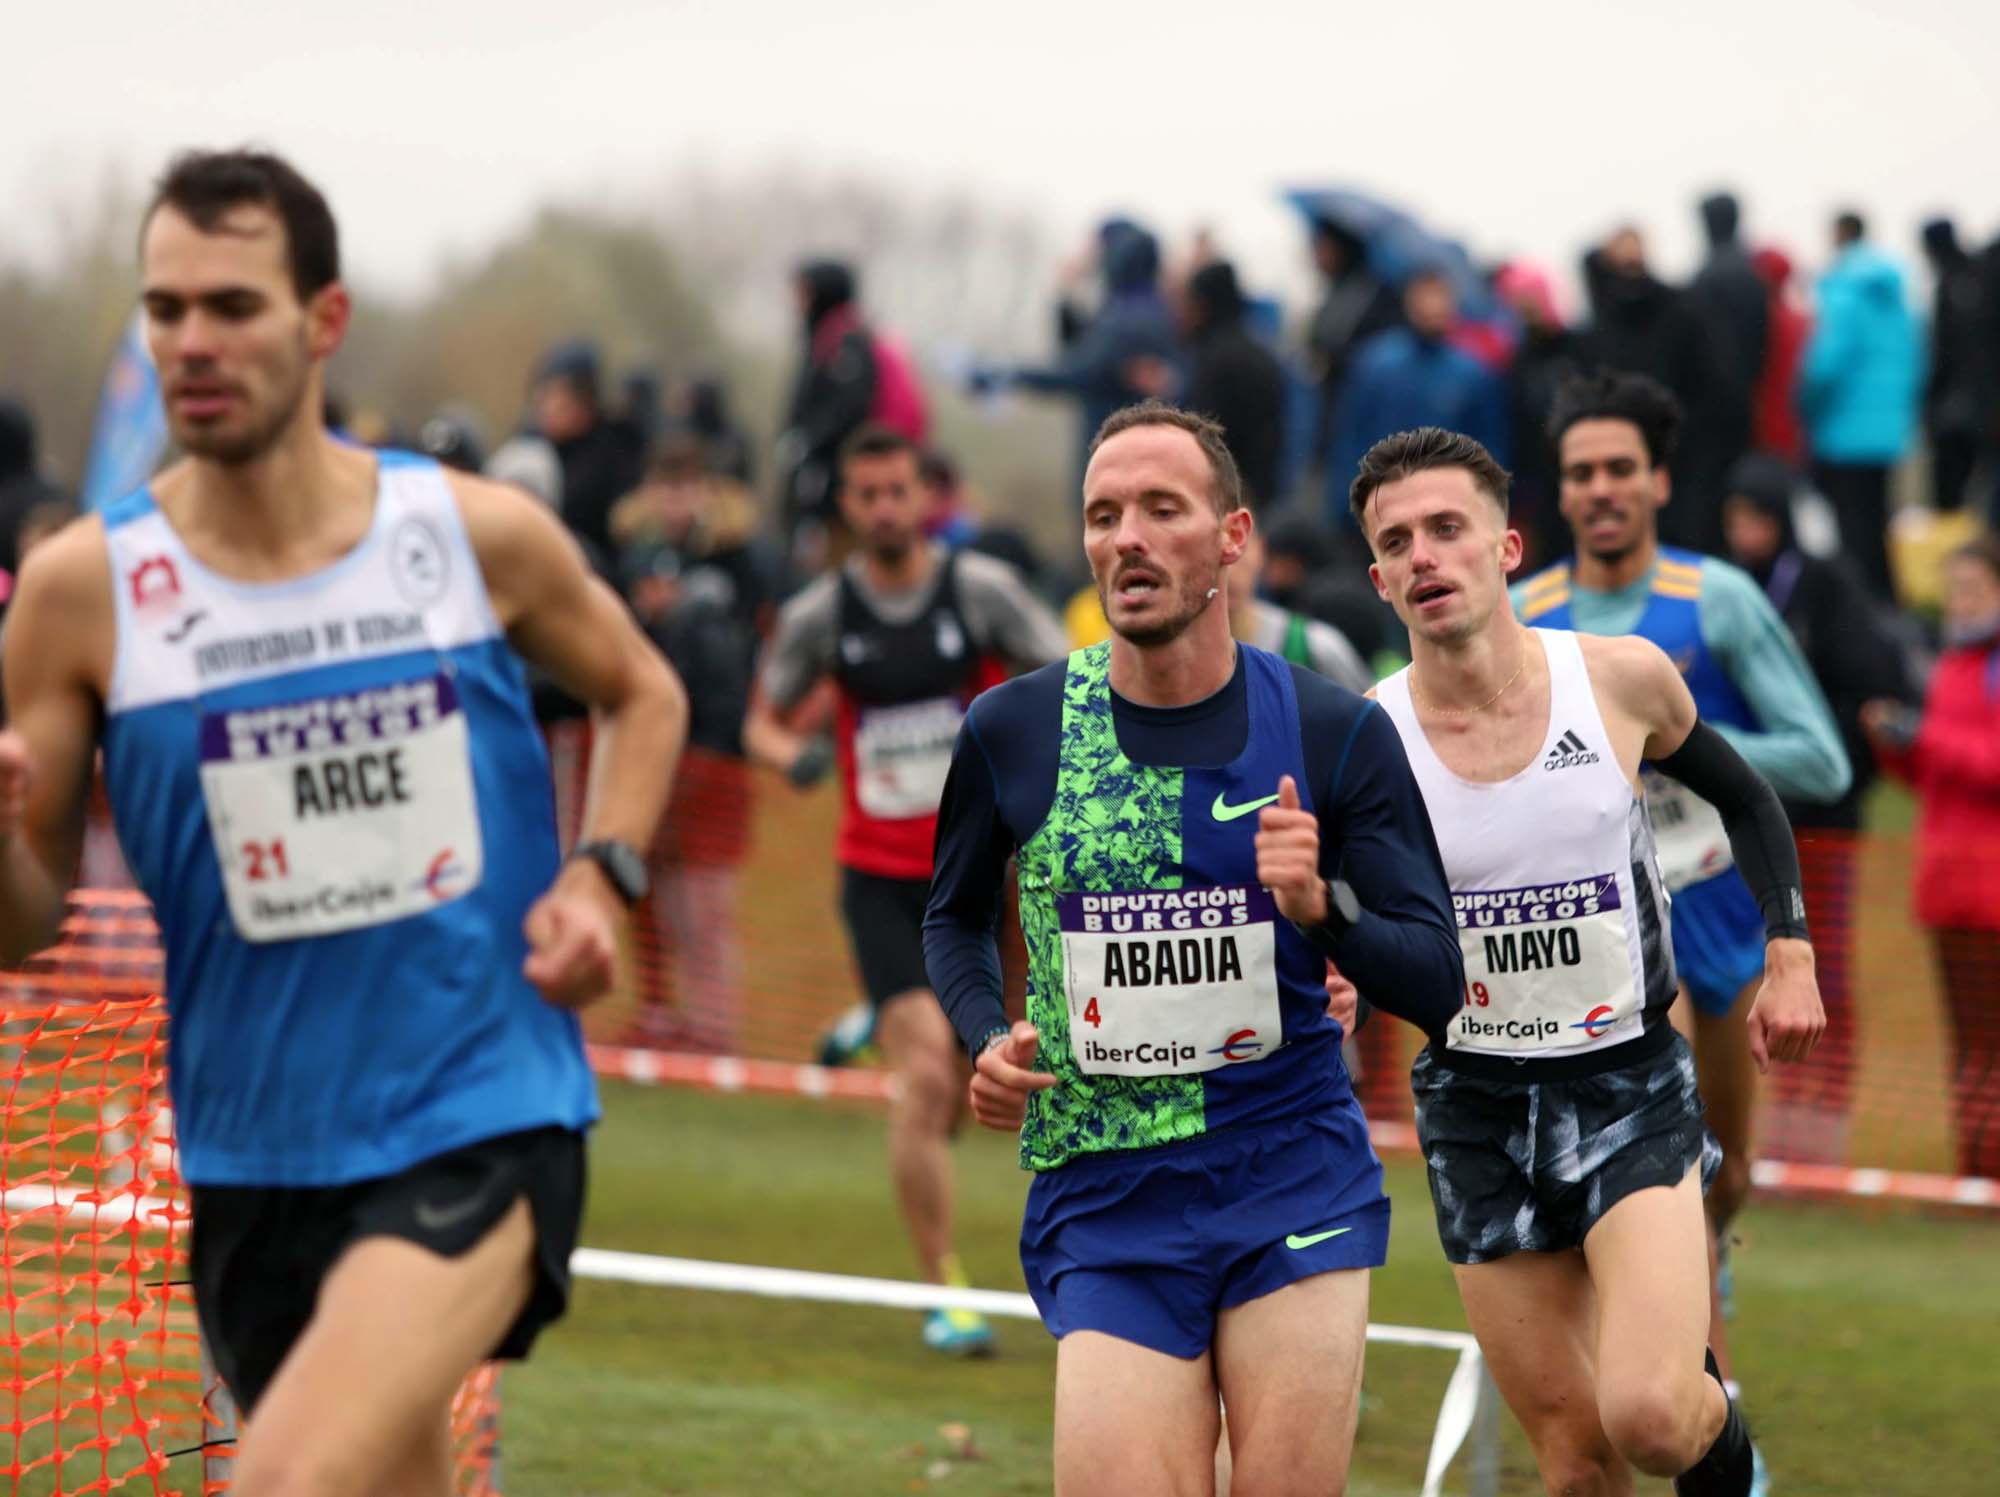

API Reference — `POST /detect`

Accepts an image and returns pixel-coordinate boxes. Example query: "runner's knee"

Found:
[1515,1407,1619,1495]
[891,1055,961,1125]
[1598,1379,1703,1477]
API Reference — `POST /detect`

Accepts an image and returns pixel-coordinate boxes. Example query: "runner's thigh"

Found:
[1055,1329,1221,1497]
[1211,1267,1368,1497]
[1453,1250,1625,1490]
[229,1201,535,1497]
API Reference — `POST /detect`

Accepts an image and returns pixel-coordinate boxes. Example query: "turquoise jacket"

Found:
[1799,243,1922,464]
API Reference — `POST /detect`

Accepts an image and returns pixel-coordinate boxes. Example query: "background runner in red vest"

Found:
[744,424,1068,1354]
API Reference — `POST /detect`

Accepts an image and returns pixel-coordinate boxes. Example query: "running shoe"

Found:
[817,1002,879,1067]
[923,1307,995,1357]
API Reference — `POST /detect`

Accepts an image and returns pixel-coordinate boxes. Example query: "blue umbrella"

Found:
[1284,187,1493,317]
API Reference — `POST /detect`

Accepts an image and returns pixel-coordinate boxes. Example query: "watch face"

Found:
[1333,880,1361,924]
[585,842,647,903]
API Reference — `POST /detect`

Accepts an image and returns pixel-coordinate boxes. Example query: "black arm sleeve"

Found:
[921,722,1016,1058]
[1301,702,1464,1037]
[1654,720,1810,941]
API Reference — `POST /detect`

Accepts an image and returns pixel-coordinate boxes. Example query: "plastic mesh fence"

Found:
[0,894,501,1496]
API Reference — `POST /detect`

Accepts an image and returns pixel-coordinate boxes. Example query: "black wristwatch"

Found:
[1318,877,1362,936]
[571,840,649,906]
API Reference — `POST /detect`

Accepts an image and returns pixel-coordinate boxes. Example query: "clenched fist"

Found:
[968,1021,1057,1132]
[1254,775,1328,926]
[1744,938,1825,1072]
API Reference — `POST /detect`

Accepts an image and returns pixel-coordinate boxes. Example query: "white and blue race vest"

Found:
[99,452,598,1187]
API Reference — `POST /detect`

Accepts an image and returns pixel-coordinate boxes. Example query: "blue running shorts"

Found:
[1671,871,1766,1016]
[1018,1107,1389,1359]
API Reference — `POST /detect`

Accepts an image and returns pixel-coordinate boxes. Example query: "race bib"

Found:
[853,695,962,820]
[1642,770,1732,892]
[1450,874,1639,1053]
[1058,884,1282,1076]
[198,674,485,943]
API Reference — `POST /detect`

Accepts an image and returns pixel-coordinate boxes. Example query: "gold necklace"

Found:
[1411,646,1526,718]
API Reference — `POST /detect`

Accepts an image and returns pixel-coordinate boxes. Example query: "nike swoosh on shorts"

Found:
[1284,1227,1353,1250]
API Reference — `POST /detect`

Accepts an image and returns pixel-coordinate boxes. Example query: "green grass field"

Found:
[493,1081,2000,1496]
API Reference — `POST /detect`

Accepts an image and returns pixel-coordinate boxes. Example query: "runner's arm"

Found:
[1632,640,1810,943]
[0,522,112,963]
[957,552,1072,670]
[456,473,686,859]
[1301,698,1462,1035]
[742,579,836,779]
[922,715,1015,1057]
[1698,563,1851,803]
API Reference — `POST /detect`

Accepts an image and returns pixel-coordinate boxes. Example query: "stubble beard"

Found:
[175,351,313,467]
[1104,560,1221,648]
[865,532,913,567]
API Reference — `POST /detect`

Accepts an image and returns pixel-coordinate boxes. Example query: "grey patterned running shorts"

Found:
[1411,1031,1721,1265]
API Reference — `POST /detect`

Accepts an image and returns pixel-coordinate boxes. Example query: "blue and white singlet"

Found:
[99,453,599,1188]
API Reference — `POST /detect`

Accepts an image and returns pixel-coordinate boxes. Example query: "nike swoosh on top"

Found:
[1212,792,1280,822]
[1284,1227,1353,1250]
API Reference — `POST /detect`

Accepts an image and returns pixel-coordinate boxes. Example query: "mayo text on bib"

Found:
[1450,873,1639,1053]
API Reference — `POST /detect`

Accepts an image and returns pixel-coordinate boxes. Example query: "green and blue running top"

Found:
[924,642,1462,1171]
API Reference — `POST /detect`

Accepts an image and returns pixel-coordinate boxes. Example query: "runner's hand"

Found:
[969,1021,1056,1132]
[522,874,621,1008]
[1256,775,1328,925]
[1324,960,1359,1032]
[788,736,835,788]
[0,732,31,847]
[1744,939,1824,1071]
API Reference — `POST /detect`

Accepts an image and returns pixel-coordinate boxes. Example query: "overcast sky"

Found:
[8,0,1997,320]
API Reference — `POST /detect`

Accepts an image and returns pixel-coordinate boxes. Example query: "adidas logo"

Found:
[1543,729,1601,771]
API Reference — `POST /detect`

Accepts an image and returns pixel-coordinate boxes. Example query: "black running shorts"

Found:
[838,866,934,1006]
[190,1125,586,1413]
[1411,1032,1720,1265]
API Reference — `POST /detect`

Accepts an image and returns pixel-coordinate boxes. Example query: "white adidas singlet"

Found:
[1378,629,1677,1067]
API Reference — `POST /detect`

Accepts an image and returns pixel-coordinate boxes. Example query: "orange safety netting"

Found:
[1,895,501,1496]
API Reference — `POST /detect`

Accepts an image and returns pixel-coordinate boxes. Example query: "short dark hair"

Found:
[838,423,918,468]
[1546,369,1682,469]
[145,149,340,301]
[1348,427,1510,529]
[1834,210,1867,245]
[1087,400,1243,516]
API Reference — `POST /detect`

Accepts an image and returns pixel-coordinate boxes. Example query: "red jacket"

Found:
[1883,644,2000,931]
[1751,247,1810,463]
